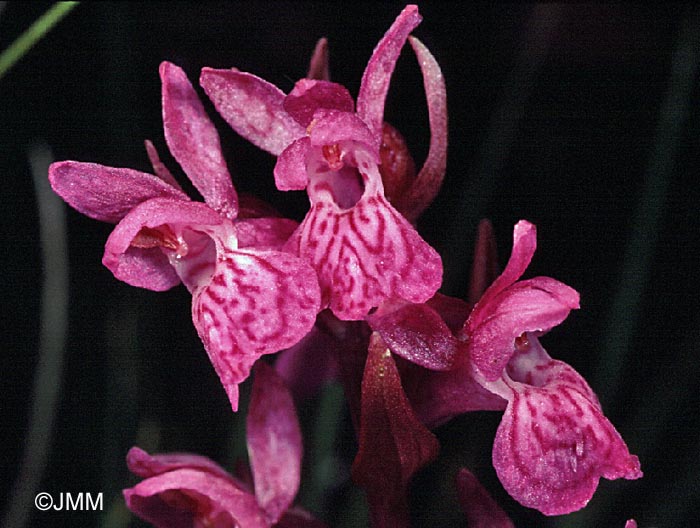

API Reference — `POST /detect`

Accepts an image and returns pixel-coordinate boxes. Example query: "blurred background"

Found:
[2,2,699,526]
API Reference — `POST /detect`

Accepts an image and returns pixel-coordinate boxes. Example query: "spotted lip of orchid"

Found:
[462,220,642,515]
[200,4,447,321]
[48,61,321,412]
[123,364,323,528]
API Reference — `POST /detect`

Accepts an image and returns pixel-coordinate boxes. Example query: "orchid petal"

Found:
[290,167,442,320]
[306,37,330,81]
[471,220,537,312]
[367,301,458,370]
[357,5,422,137]
[351,333,439,527]
[200,68,305,156]
[192,249,320,410]
[308,109,380,156]
[161,61,238,220]
[107,246,182,292]
[468,276,580,381]
[123,468,267,528]
[102,198,223,291]
[395,36,447,222]
[126,447,237,484]
[247,362,303,524]
[455,468,515,528]
[283,79,354,127]
[491,339,642,516]
[48,161,189,224]
[144,139,183,191]
[274,137,311,191]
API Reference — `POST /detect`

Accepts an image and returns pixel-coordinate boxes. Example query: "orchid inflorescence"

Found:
[48,5,641,527]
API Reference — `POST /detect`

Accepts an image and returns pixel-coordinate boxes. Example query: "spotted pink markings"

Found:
[482,336,643,516]
[493,374,642,516]
[290,191,441,321]
[192,250,320,410]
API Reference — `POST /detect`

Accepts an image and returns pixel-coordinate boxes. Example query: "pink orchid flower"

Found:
[199,4,446,321]
[124,363,325,527]
[49,62,321,411]
[463,220,642,515]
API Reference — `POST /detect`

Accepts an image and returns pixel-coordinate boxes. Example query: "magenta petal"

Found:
[455,468,515,528]
[308,109,380,156]
[492,343,642,515]
[292,189,442,320]
[356,4,422,137]
[123,468,267,528]
[468,277,580,381]
[625,520,638,528]
[247,362,303,524]
[284,79,354,127]
[367,301,458,370]
[103,198,223,291]
[275,137,311,191]
[471,220,537,313]
[48,161,189,224]
[126,447,237,483]
[200,68,305,156]
[161,62,238,220]
[108,246,181,292]
[192,249,320,410]
[396,37,448,222]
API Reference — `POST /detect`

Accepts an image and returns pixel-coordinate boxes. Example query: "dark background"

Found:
[2,2,699,527]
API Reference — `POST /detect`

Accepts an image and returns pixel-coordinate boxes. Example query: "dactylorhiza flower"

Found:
[124,363,325,528]
[199,4,447,321]
[48,62,321,411]
[390,220,642,516]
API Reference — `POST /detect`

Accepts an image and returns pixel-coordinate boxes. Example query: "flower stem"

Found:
[0,1,79,80]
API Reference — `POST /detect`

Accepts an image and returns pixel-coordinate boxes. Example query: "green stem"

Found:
[0,1,79,80]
